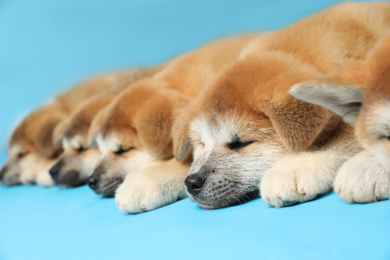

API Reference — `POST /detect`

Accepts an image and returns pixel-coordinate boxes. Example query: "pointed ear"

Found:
[262,97,332,152]
[135,89,190,159]
[290,79,363,124]
[88,106,110,148]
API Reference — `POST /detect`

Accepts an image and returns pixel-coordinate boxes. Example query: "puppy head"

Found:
[49,137,102,187]
[185,53,334,209]
[86,135,155,197]
[1,104,65,186]
[86,79,190,196]
[49,95,113,187]
[100,80,190,158]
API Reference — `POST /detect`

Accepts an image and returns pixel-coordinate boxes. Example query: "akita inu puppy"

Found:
[0,68,160,186]
[85,106,132,196]
[49,94,115,187]
[290,32,390,204]
[178,2,390,209]
[1,102,66,186]
[49,66,164,188]
[92,35,257,212]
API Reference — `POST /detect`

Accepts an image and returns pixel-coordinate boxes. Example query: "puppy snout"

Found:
[185,174,205,196]
[49,163,61,180]
[86,176,99,190]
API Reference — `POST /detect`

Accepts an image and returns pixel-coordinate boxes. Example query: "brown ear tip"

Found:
[177,138,190,161]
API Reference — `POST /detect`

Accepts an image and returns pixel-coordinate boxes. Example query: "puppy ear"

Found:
[53,117,71,151]
[88,106,110,148]
[135,89,190,159]
[32,111,66,158]
[172,107,194,161]
[290,80,363,124]
[262,96,332,152]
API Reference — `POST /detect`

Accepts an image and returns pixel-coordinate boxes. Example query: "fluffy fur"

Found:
[0,67,161,186]
[290,31,390,203]
[181,2,390,209]
[49,94,115,187]
[115,158,189,214]
[95,35,257,212]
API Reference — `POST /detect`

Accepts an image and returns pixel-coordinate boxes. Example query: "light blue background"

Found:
[0,1,389,260]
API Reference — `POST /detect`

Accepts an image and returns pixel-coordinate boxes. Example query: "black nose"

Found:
[86,176,99,190]
[185,174,205,196]
[49,164,61,180]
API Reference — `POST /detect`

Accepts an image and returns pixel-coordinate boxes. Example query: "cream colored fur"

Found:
[335,144,390,203]
[115,158,188,214]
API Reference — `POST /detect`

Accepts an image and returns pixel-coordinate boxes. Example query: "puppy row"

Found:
[1,2,389,213]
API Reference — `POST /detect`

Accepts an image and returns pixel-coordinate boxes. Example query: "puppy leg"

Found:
[20,168,38,185]
[335,147,390,203]
[36,160,55,187]
[115,158,189,214]
[260,151,347,207]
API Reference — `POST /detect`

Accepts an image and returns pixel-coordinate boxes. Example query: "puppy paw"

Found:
[20,170,37,185]
[335,151,390,203]
[115,160,188,214]
[260,153,336,207]
[36,169,55,187]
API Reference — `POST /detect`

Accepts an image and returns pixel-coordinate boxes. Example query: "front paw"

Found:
[115,161,188,214]
[260,154,335,207]
[335,151,390,203]
[20,169,37,185]
[36,169,54,187]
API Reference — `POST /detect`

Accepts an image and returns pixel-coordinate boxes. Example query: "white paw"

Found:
[260,153,336,207]
[36,168,55,187]
[335,151,390,203]
[115,163,187,214]
[37,161,54,187]
[20,169,37,185]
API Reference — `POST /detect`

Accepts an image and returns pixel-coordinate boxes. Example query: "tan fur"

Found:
[100,34,257,158]
[88,106,111,148]
[115,158,189,214]
[291,31,390,203]
[184,2,390,209]
[49,94,115,187]
[96,35,257,211]
[1,67,161,186]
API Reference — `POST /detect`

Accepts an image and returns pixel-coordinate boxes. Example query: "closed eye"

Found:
[380,135,390,141]
[114,146,133,155]
[227,140,254,150]
[17,152,29,159]
[77,146,88,153]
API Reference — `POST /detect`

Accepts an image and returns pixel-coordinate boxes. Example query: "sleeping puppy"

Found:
[1,102,66,186]
[290,32,390,203]
[49,94,115,187]
[0,67,161,186]
[49,66,164,188]
[86,105,154,197]
[92,34,257,213]
[177,2,390,209]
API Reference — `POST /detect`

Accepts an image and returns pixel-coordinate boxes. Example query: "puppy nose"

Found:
[185,174,205,196]
[49,164,61,180]
[86,176,99,190]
